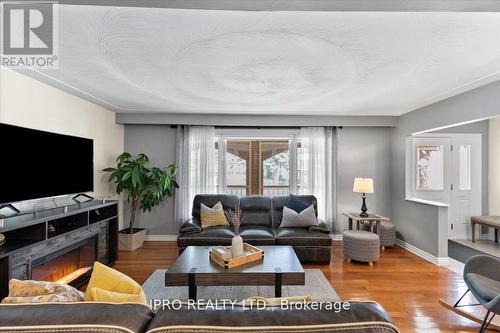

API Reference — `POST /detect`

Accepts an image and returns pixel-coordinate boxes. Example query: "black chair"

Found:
[454,255,500,332]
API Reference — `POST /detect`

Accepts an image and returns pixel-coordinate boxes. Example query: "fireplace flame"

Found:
[55,267,92,285]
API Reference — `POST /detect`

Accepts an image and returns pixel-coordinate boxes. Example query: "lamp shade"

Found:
[353,178,374,194]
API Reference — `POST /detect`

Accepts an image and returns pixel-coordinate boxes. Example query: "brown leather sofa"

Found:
[0,301,400,332]
[177,194,332,264]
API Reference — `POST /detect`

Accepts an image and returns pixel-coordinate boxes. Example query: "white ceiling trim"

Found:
[18,68,123,111]
[18,65,500,116]
[31,0,500,12]
[399,70,500,116]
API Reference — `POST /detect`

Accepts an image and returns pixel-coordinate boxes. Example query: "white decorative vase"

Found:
[231,235,244,258]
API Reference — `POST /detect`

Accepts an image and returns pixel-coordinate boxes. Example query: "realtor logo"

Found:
[1,1,58,68]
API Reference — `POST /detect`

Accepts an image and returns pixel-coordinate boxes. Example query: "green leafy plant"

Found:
[103,152,178,234]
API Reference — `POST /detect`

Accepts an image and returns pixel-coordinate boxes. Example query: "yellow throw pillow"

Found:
[90,287,147,304]
[200,202,229,229]
[84,262,146,304]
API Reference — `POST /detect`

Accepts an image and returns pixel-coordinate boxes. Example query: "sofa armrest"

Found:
[0,303,153,332]
[309,220,330,233]
[148,301,399,333]
[179,218,202,234]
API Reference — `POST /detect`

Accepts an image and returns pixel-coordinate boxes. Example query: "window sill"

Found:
[405,197,450,207]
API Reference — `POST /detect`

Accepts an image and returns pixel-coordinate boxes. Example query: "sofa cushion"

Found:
[177,226,235,248]
[84,262,146,304]
[1,293,84,304]
[5,279,83,300]
[280,205,318,228]
[0,302,153,333]
[192,194,239,221]
[240,226,275,245]
[240,196,272,227]
[293,246,332,264]
[200,202,229,229]
[90,288,148,304]
[273,195,318,227]
[285,194,312,213]
[276,228,332,247]
[147,301,398,333]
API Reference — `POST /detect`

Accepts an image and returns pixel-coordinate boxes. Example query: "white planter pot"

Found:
[231,235,244,257]
[119,228,146,251]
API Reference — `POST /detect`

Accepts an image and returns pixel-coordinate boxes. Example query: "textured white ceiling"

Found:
[35,6,500,115]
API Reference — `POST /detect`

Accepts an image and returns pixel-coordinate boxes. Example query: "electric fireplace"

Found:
[31,237,97,287]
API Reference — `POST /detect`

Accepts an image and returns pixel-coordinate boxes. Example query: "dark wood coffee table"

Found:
[165,245,305,300]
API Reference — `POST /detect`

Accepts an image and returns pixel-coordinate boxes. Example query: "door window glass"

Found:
[416,145,444,191]
[459,145,471,191]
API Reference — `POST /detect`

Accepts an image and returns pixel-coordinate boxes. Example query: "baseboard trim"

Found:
[395,239,449,266]
[145,235,178,241]
[445,257,465,275]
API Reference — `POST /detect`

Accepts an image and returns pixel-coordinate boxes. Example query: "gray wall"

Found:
[124,125,393,236]
[124,125,178,235]
[391,79,500,257]
[336,127,392,233]
[391,123,441,255]
[124,78,500,246]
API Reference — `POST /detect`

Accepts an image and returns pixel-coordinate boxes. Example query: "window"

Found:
[416,145,444,191]
[218,138,292,196]
[262,142,290,196]
[459,144,471,191]
[226,141,249,196]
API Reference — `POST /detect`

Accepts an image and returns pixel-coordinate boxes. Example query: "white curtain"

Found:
[289,136,299,194]
[174,126,217,225]
[216,134,227,194]
[298,127,337,229]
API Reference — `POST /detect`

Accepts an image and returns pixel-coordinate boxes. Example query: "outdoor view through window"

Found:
[218,140,290,196]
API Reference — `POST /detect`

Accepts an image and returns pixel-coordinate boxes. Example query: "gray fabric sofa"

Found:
[0,301,400,332]
[177,194,332,264]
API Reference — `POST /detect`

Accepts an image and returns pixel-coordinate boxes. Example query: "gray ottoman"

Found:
[343,230,380,266]
[379,220,396,250]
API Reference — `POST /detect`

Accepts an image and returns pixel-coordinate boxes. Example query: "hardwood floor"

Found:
[114,241,491,333]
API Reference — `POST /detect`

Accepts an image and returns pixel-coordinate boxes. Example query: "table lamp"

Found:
[353,178,374,218]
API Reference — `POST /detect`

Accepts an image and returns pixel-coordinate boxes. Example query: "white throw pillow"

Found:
[280,205,318,228]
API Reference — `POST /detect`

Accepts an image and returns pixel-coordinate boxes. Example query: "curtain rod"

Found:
[171,125,342,129]
[215,126,301,129]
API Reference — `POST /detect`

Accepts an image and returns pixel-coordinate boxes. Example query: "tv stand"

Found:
[0,204,20,214]
[72,193,94,202]
[0,200,119,299]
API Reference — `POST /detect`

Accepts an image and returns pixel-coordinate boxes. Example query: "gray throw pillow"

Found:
[280,205,318,228]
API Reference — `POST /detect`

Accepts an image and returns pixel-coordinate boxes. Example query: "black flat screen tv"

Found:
[0,123,94,204]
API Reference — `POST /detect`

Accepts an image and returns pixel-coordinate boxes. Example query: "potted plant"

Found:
[104,152,178,251]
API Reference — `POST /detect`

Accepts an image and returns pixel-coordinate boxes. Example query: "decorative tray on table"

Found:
[209,243,264,269]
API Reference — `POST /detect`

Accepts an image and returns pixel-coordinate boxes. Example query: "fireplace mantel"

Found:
[0,200,119,298]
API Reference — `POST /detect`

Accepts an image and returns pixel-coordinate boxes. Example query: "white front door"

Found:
[410,134,482,240]
[449,135,482,239]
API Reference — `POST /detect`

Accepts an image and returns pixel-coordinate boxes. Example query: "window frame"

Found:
[215,128,300,196]
[405,135,451,204]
